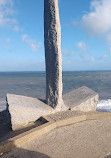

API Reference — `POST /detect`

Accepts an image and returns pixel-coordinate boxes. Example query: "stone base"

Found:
[6,94,55,130]
[63,86,99,112]
[54,99,69,112]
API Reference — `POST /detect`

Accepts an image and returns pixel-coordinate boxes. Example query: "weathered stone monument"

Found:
[44,0,68,111]
[5,0,99,130]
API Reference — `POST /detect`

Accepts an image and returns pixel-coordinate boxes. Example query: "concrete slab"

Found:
[1,118,111,158]
[63,86,99,112]
[6,94,55,130]
[0,111,111,156]
[48,110,85,121]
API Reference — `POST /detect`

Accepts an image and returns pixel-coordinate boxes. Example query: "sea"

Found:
[0,71,111,112]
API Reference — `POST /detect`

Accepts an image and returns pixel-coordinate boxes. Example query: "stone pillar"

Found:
[44,0,68,111]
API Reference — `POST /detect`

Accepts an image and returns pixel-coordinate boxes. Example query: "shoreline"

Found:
[1,98,111,112]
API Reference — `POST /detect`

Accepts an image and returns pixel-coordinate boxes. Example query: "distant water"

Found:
[0,71,111,112]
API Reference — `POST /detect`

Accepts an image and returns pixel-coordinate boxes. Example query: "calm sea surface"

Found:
[0,71,111,111]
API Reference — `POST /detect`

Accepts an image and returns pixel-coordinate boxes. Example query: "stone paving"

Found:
[48,110,85,121]
[1,118,111,158]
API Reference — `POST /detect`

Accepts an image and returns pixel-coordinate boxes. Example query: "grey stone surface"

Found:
[48,110,85,121]
[63,86,99,112]
[44,0,68,111]
[6,94,55,130]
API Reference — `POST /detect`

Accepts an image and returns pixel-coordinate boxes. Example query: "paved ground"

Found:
[48,110,85,121]
[2,118,111,158]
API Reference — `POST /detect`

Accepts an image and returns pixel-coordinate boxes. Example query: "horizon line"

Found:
[0,70,111,73]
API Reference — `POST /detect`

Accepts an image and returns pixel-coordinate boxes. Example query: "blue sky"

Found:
[0,0,111,71]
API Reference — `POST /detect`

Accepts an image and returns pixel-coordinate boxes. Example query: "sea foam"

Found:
[97,99,111,112]
[0,100,6,112]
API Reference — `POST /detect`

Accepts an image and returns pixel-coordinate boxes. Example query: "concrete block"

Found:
[63,86,99,112]
[6,94,55,130]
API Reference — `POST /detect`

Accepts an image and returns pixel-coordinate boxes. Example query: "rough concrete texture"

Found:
[44,0,68,111]
[104,153,111,158]
[2,118,111,158]
[63,86,99,112]
[1,111,111,156]
[6,94,55,130]
[48,110,85,121]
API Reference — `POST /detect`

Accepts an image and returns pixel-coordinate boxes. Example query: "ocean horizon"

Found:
[0,70,111,112]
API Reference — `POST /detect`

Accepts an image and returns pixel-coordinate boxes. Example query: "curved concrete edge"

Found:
[0,112,111,156]
[100,152,111,158]
[0,121,56,156]
[55,115,86,128]
[86,112,111,120]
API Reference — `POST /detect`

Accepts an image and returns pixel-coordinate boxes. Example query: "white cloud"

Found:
[103,54,108,58]
[100,54,109,60]
[87,56,95,62]
[106,33,111,52]
[62,41,94,65]
[76,41,95,62]
[30,43,39,52]
[22,34,41,52]
[78,55,95,63]
[80,0,111,36]
[62,49,75,56]
[106,33,111,49]
[4,37,12,52]
[107,33,111,43]
[13,25,23,32]
[4,45,12,52]
[77,41,88,52]
[6,38,11,43]
[0,0,17,27]
[75,0,111,53]
[13,25,20,32]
